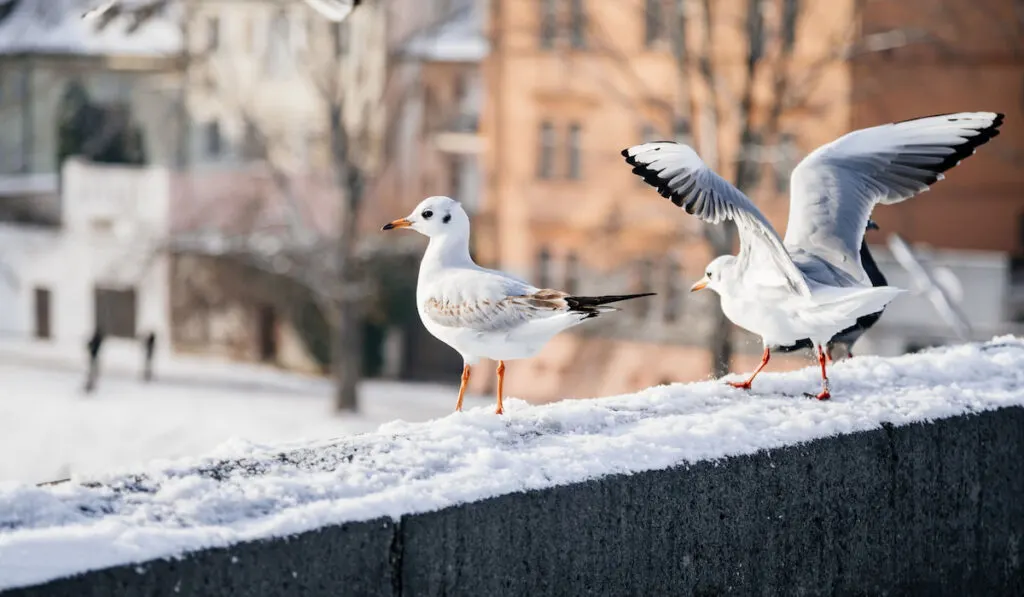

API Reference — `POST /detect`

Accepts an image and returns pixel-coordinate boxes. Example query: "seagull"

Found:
[774,219,888,360]
[622,112,1003,399]
[382,196,655,414]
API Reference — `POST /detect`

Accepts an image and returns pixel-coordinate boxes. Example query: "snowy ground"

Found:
[0,338,488,484]
[2,337,1024,590]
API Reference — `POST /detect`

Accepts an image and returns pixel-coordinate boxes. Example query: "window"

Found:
[94,287,137,339]
[539,0,557,49]
[570,0,586,49]
[537,121,555,179]
[536,247,552,288]
[34,287,51,339]
[644,0,665,47]
[663,259,680,323]
[207,16,220,51]
[204,121,222,156]
[567,122,582,179]
[564,252,580,294]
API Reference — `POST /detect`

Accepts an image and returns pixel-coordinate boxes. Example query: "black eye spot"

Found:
[442,213,451,224]
[421,209,434,219]
[706,271,712,278]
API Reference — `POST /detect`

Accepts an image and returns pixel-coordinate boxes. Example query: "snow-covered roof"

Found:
[0,0,182,57]
[2,337,1024,590]
[402,4,488,62]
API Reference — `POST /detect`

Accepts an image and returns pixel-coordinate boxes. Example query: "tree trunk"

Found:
[332,297,362,412]
[329,103,365,413]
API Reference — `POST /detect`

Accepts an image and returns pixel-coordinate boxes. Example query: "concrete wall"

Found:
[6,407,1023,597]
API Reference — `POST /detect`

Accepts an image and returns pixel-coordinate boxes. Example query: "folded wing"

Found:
[785,112,1003,283]
[622,141,809,296]
[422,270,582,332]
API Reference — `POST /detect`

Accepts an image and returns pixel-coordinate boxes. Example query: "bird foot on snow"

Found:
[804,389,831,401]
[726,380,753,390]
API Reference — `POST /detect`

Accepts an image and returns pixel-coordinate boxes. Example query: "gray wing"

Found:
[785,112,1003,284]
[623,141,809,296]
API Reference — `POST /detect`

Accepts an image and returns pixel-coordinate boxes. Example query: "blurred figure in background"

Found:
[142,331,157,383]
[84,328,105,394]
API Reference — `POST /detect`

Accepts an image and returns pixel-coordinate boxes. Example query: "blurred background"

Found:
[0,0,1021,482]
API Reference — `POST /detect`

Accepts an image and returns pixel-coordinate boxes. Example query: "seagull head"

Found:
[690,255,736,293]
[382,196,469,238]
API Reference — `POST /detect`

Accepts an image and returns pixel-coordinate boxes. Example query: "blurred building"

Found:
[849,0,1024,352]
[0,0,179,357]
[479,0,1024,401]
[0,158,171,362]
[0,0,182,218]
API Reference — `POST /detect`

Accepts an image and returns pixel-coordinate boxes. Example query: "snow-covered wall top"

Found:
[0,0,182,57]
[2,338,1024,590]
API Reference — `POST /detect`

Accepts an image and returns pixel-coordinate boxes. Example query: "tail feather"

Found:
[566,293,656,317]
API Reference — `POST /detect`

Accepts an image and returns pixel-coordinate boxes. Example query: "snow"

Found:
[0,0,182,57]
[2,337,1024,590]
[0,337,490,484]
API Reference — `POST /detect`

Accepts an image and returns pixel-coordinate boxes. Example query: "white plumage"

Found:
[623,111,1003,399]
[382,196,653,414]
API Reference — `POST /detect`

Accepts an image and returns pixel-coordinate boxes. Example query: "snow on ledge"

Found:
[2,338,1024,590]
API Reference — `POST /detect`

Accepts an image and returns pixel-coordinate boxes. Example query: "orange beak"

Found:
[382,218,411,231]
[690,278,709,292]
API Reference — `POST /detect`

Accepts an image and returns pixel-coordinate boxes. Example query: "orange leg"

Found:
[726,347,770,390]
[806,345,831,401]
[495,360,506,415]
[455,364,471,412]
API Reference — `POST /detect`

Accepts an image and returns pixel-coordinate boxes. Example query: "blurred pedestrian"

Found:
[84,328,105,394]
[142,331,156,382]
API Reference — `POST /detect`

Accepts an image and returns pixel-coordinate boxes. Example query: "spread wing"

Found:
[622,141,809,296]
[422,270,574,332]
[785,112,1003,283]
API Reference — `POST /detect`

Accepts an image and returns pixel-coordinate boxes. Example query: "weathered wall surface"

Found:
[7,407,1024,597]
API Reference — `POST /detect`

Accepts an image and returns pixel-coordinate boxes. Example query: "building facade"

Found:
[479,0,1024,402]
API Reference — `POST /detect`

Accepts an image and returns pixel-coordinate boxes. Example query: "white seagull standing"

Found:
[622,112,1003,399]
[382,196,655,414]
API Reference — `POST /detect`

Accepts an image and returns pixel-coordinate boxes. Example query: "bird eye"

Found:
[421,209,434,219]
[442,213,451,224]
[705,271,711,278]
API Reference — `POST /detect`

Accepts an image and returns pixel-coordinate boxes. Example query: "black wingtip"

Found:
[566,292,657,314]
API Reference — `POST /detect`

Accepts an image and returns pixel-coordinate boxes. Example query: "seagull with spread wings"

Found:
[382,196,654,414]
[623,112,1003,399]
